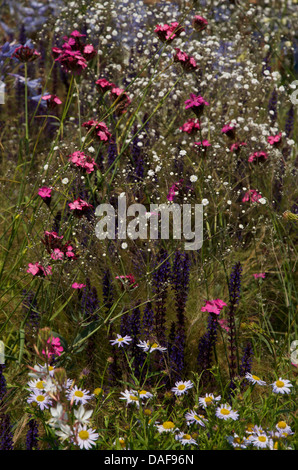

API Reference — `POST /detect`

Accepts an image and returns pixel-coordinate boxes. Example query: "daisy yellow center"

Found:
[177,384,186,390]
[252,375,260,381]
[276,380,284,388]
[139,390,147,395]
[234,437,241,444]
[194,415,201,421]
[163,421,174,430]
[258,436,267,442]
[151,343,158,348]
[117,338,124,342]
[119,439,125,447]
[220,408,230,415]
[183,434,191,440]
[74,390,84,398]
[36,395,45,402]
[205,397,213,404]
[93,388,102,396]
[130,395,138,401]
[79,430,89,440]
[277,421,287,429]
[36,381,45,389]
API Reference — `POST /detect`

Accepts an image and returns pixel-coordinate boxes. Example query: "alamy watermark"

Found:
[95,195,203,251]
[0,80,5,105]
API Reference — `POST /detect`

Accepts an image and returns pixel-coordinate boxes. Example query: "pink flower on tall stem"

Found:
[267,132,282,147]
[42,94,62,110]
[201,299,227,315]
[27,262,52,277]
[248,151,268,163]
[242,189,262,203]
[110,87,131,114]
[194,140,211,149]
[221,123,236,139]
[154,22,184,42]
[82,120,111,142]
[192,15,208,32]
[230,142,247,153]
[68,198,93,217]
[173,48,198,72]
[67,151,96,174]
[42,336,63,358]
[185,93,209,117]
[38,187,52,206]
[179,118,200,134]
[72,282,86,289]
[12,45,41,62]
[95,78,115,92]
[253,273,266,279]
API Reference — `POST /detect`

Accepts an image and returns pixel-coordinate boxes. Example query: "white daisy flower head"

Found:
[137,389,153,400]
[156,421,177,433]
[110,334,132,348]
[137,340,167,353]
[250,431,273,449]
[275,421,293,436]
[185,410,207,427]
[245,373,267,386]
[68,385,92,405]
[55,423,74,442]
[75,424,99,450]
[27,378,47,392]
[199,393,221,408]
[175,432,197,446]
[215,404,239,421]
[48,403,68,429]
[27,391,52,410]
[119,389,140,407]
[171,380,194,396]
[271,378,293,394]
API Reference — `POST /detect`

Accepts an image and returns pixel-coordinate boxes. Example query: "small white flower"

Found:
[74,405,93,425]
[245,373,266,386]
[119,389,140,407]
[185,410,206,427]
[62,178,69,184]
[137,340,167,353]
[175,432,197,446]
[171,380,194,396]
[110,334,132,348]
[27,391,52,410]
[198,393,221,408]
[271,378,293,395]
[201,199,209,206]
[190,175,198,183]
[68,386,92,405]
[215,404,239,421]
[155,421,177,433]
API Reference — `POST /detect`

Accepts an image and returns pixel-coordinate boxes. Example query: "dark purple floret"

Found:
[227,262,242,380]
[26,417,39,450]
[0,413,14,450]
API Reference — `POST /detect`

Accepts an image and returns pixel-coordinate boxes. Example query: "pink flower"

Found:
[82,120,111,142]
[167,180,183,202]
[242,189,262,203]
[221,123,236,138]
[218,318,230,332]
[42,336,63,358]
[12,45,41,62]
[173,48,198,72]
[201,299,227,315]
[179,118,200,134]
[83,44,97,61]
[185,93,209,117]
[68,198,93,217]
[27,263,52,277]
[110,87,131,114]
[192,15,208,31]
[54,48,88,75]
[95,78,115,92]
[42,94,62,109]
[115,274,138,288]
[267,132,282,147]
[230,142,247,152]
[68,151,96,174]
[154,22,184,43]
[38,187,52,205]
[248,151,268,163]
[72,283,86,289]
[253,273,266,279]
[50,248,64,260]
[194,140,211,149]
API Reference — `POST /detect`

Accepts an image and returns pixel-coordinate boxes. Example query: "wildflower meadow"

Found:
[0,0,297,454]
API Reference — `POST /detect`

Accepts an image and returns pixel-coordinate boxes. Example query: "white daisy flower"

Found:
[110,334,132,348]
[275,421,293,435]
[75,425,99,450]
[119,389,140,407]
[48,403,68,429]
[27,391,52,410]
[271,378,293,394]
[55,423,74,442]
[215,404,239,421]
[137,390,153,400]
[175,432,197,446]
[156,421,177,433]
[250,431,273,449]
[185,410,207,427]
[227,434,248,449]
[27,378,47,391]
[137,340,167,353]
[28,363,55,379]
[198,393,221,408]
[68,385,92,405]
[245,373,266,386]
[171,380,194,396]
[74,405,93,425]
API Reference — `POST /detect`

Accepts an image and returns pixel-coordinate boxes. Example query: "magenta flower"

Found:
[248,151,268,163]
[68,151,96,174]
[68,198,93,217]
[194,140,211,149]
[42,94,62,110]
[82,120,111,142]
[218,318,230,332]
[115,274,138,288]
[230,142,247,153]
[154,22,184,43]
[42,336,63,358]
[167,180,183,202]
[54,48,88,75]
[201,299,227,315]
[27,263,52,277]
[38,187,52,206]
[267,132,282,147]
[179,118,200,134]
[192,15,208,31]
[221,123,236,138]
[185,93,209,117]
[95,78,115,92]
[12,45,41,62]
[253,273,266,279]
[50,248,64,260]
[110,87,131,114]
[72,282,86,289]
[173,48,198,72]
[242,189,262,203]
